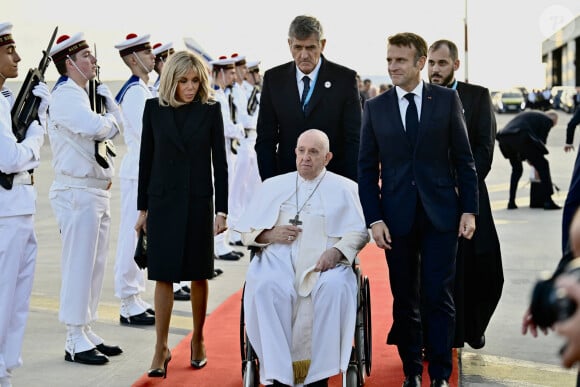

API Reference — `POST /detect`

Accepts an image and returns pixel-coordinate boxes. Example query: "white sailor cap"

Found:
[114,33,152,57]
[152,42,174,60]
[210,55,235,71]
[230,53,246,66]
[0,22,14,47]
[49,33,89,64]
[247,60,260,72]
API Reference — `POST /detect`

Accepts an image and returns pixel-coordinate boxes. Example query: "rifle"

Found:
[0,26,58,190]
[89,44,116,169]
[88,44,105,114]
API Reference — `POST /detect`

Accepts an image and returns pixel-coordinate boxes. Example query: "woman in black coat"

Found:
[135,50,228,377]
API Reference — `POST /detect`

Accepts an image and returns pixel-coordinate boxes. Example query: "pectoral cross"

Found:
[289,214,303,226]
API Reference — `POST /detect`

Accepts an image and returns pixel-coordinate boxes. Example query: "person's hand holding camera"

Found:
[554,274,580,368]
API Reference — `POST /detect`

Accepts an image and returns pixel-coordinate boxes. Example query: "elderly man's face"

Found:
[295,132,332,180]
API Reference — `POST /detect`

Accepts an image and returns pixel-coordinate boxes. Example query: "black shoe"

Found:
[271,381,290,387]
[403,375,421,387]
[430,379,449,387]
[217,252,241,261]
[507,201,518,209]
[181,285,191,293]
[305,378,328,387]
[212,268,224,278]
[232,250,244,257]
[229,240,244,246]
[120,312,155,325]
[146,308,155,316]
[173,288,191,301]
[467,334,485,349]
[544,200,562,210]
[65,348,109,365]
[96,343,123,356]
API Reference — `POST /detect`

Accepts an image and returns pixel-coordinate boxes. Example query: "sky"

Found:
[6,0,580,91]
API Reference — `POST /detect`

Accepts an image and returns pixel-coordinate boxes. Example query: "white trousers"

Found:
[244,256,356,386]
[114,178,146,300]
[50,185,110,325]
[0,215,36,378]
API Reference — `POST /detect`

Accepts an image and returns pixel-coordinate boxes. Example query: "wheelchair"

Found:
[240,256,372,386]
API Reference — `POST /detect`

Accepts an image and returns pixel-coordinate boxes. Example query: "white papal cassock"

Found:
[236,169,369,385]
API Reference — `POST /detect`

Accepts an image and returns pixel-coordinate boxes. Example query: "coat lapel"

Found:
[386,89,411,148]
[182,101,208,146]
[159,105,186,154]
[418,83,435,147]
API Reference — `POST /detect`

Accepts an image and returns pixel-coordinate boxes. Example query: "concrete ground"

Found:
[9,108,580,386]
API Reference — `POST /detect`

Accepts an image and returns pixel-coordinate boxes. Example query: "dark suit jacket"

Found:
[358,82,478,236]
[496,111,553,158]
[138,98,228,276]
[454,81,503,345]
[255,55,362,182]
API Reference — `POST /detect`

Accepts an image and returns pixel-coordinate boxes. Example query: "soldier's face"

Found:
[0,43,21,79]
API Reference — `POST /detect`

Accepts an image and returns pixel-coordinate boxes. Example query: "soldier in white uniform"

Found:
[210,56,245,261]
[113,33,156,326]
[228,56,262,245]
[150,41,192,299]
[151,41,174,95]
[0,22,49,387]
[47,32,123,365]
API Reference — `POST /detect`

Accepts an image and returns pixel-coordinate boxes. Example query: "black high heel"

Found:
[148,350,172,378]
[190,339,207,369]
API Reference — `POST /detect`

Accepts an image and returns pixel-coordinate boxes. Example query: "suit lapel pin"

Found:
[427,96,432,100]
[324,81,331,88]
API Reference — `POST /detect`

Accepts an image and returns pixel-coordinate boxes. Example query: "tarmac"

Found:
[9,108,580,386]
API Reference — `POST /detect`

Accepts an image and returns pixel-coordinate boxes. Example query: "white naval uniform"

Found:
[236,170,369,386]
[228,82,261,236]
[213,88,244,255]
[47,78,120,351]
[114,77,152,315]
[0,89,44,379]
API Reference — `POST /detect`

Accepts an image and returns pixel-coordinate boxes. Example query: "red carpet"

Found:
[133,243,458,386]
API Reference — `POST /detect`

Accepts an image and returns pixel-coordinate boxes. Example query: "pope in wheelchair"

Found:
[235,129,369,386]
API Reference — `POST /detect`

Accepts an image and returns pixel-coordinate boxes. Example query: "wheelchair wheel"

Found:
[242,358,259,387]
[363,276,372,377]
[240,284,247,363]
[345,364,359,387]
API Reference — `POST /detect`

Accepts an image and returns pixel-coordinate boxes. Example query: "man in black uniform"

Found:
[496,110,560,210]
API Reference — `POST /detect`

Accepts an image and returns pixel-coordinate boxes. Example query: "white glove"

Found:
[32,82,50,126]
[96,84,119,112]
[22,120,45,161]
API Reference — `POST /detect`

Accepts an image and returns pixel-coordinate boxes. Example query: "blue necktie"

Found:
[301,76,310,110]
[404,93,418,147]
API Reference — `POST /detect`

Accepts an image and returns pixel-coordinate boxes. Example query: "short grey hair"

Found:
[288,15,324,41]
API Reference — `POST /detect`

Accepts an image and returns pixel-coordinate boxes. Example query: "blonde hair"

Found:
[158,50,213,107]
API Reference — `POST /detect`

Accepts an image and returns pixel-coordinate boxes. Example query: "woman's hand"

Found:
[135,210,147,234]
[214,214,227,235]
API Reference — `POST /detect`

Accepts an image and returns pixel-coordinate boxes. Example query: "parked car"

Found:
[560,88,578,113]
[492,89,526,113]
[551,86,576,110]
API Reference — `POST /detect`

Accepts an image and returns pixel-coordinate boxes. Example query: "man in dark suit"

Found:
[496,110,560,210]
[358,32,478,387]
[255,15,361,182]
[427,39,503,351]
